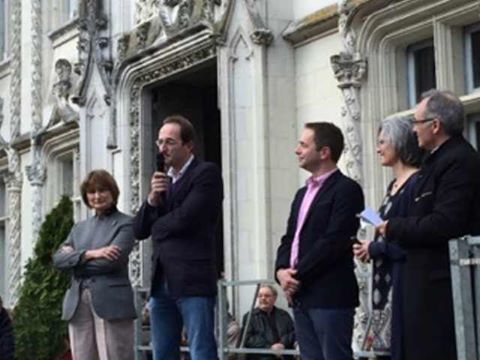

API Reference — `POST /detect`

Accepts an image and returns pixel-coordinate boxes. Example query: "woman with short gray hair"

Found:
[353,115,423,360]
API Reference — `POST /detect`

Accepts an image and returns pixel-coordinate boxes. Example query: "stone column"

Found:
[5,152,22,307]
[29,0,45,245]
[26,144,46,243]
[330,0,369,353]
[6,0,22,308]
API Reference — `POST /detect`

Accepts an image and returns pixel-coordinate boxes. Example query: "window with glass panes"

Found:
[407,40,437,107]
[465,23,480,93]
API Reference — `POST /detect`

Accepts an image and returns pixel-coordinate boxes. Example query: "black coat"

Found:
[0,307,14,360]
[387,136,480,360]
[275,170,364,308]
[242,307,295,360]
[133,159,224,298]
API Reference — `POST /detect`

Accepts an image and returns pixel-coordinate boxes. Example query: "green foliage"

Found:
[13,196,74,360]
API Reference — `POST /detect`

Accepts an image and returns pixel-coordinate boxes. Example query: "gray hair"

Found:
[259,284,278,298]
[379,115,424,167]
[421,89,464,136]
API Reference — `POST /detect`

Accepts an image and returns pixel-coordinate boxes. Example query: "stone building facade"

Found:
[0,0,478,354]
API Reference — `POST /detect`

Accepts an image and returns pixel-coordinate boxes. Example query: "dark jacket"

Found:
[0,307,14,360]
[387,136,480,360]
[133,159,224,298]
[242,307,295,360]
[275,170,364,308]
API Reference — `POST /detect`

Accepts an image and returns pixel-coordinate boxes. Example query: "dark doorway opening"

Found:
[148,60,224,276]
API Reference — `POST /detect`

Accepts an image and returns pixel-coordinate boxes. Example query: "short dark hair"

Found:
[80,169,120,208]
[304,122,344,163]
[379,115,424,167]
[162,115,196,144]
[421,89,464,136]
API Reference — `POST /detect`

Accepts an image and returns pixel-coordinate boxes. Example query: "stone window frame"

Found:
[55,0,77,28]
[0,0,9,62]
[357,0,480,204]
[46,0,79,39]
[466,113,480,150]
[406,38,436,108]
[464,22,480,94]
[43,130,81,221]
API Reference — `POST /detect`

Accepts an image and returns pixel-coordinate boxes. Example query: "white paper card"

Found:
[359,207,383,227]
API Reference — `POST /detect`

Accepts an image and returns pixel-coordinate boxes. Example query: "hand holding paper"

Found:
[358,207,383,227]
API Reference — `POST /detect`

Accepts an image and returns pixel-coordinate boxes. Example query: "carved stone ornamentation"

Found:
[250,29,273,46]
[54,59,73,99]
[159,0,195,33]
[26,143,46,243]
[72,0,113,106]
[26,150,46,187]
[330,0,369,354]
[331,53,367,89]
[136,22,152,49]
[6,148,22,307]
[9,0,21,143]
[135,0,161,24]
[330,2,365,185]
[6,0,22,308]
[30,0,46,247]
[244,0,273,46]
[49,59,79,127]
[202,0,215,23]
[116,34,131,64]
[31,0,43,135]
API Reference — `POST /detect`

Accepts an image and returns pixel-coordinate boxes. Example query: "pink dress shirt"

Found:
[289,168,338,268]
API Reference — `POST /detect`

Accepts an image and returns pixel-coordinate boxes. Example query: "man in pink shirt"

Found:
[275,122,364,360]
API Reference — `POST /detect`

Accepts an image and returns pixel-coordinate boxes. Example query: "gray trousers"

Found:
[69,289,134,360]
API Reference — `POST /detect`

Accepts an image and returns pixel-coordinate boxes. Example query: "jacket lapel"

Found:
[301,170,342,228]
[89,215,120,249]
[167,158,198,207]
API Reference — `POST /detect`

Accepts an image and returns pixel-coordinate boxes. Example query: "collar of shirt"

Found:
[93,206,117,219]
[168,155,194,183]
[306,167,338,188]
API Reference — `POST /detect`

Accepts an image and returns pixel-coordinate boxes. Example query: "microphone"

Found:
[156,153,165,172]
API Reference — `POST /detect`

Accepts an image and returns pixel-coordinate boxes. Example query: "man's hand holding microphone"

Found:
[148,153,170,207]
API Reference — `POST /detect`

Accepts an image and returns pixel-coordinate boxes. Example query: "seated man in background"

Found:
[242,284,295,359]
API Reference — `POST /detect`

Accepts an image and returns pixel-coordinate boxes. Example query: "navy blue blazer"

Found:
[133,159,223,298]
[275,170,364,309]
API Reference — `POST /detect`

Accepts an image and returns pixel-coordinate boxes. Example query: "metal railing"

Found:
[450,235,480,360]
[135,278,377,359]
[217,278,300,359]
[132,237,480,360]
[134,279,301,360]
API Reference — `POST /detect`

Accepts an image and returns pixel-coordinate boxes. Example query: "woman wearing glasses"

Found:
[353,116,423,360]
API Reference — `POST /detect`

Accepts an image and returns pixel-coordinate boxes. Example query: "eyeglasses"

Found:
[410,117,436,125]
[155,139,179,147]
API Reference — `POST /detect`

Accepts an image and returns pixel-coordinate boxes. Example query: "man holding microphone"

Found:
[133,115,224,360]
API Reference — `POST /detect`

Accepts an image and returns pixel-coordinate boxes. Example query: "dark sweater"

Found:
[242,307,295,360]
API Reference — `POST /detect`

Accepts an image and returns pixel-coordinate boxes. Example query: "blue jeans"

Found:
[149,283,218,360]
[293,307,355,360]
